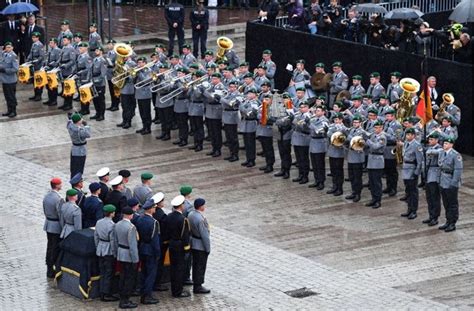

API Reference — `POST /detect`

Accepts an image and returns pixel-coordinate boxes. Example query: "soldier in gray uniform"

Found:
[237,61,250,83]
[328,61,349,108]
[239,88,259,167]
[365,120,386,209]
[58,34,77,111]
[203,72,225,157]
[173,67,191,145]
[442,99,461,127]
[27,32,45,101]
[43,177,64,278]
[117,57,137,129]
[327,113,348,196]
[386,71,403,105]
[75,42,92,115]
[105,40,120,111]
[67,112,91,178]
[240,72,256,94]
[366,72,385,103]
[94,204,119,302]
[437,116,458,144]
[274,93,294,179]
[59,189,82,239]
[422,132,442,226]
[57,20,73,48]
[155,63,174,140]
[376,95,392,120]
[291,101,312,184]
[72,32,83,50]
[221,66,235,87]
[89,46,107,121]
[43,38,61,106]
[254,64,270,92]
[287,59,311,98]
[187,70,207,151]
[223,48,240,68]
[257,94,275,173]
[133,172,154,208]
[344,115,368,202]
[291,87,307,108]
[219,79,241,162]
[118,170,133,200]
[344,95,367,125]
[155,44,168,64]
[400,128,424,219]
[348,75,366,98]
[88,23,102,58]
[259,49,276,89]
[134,57,153,135]
[181,44,197,69]
[383,109,403,197]
[309,105,329,190]
[437,137,463,232]
[0,42,19,118]
[114,207,139,309]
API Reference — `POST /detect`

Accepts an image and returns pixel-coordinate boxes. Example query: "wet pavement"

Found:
[0,84,473,310]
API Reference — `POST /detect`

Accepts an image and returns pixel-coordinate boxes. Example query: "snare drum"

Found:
[34,69,48,89]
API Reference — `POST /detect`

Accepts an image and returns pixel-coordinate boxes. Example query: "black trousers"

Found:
[243,132,256,161]
[2,83,17,112]
[278,139,292,171]
[167,26,185,56]
[190,116,204,146]
[140,254,158,296]
[329,157,344,190]
[119,262,138,302]
[294,145,310,177]
[192,29,208,58]
[176,112,189,141]
[93,86,106,117]
[159,106,174,135]
[155,243,168,286]
[99,255,115,295]
[440,186,459,224]
[259,136,275,166]
[46,232,61,269]
[34,86,44,97]
[404,177,419,212]
[184,252,192,282]
[47,87,58,104]
[192,249,208,286]
[208,118,222,152]
[107,80,120,108]
[384,159,398,192]
[137,98,152,129]
[426,182,441,220]
[121,94,136,124]
[368,169,383,203]
[224,124,239,155]
[70,154,86,179]
[310,152,326,184]
[169,240,186,296]
[348,162,363,195]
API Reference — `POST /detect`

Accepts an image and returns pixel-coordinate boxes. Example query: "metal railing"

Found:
[373,0,460,14]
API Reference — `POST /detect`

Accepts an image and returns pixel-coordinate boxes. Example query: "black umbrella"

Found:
[384,8,424,20]
[355,3,388,14]
[449,0,474,23]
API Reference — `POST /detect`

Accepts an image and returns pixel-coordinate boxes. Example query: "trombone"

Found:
[150,73,192,93]
[112,60,158,86]
[159,75,209,103]
[149,69,177,93]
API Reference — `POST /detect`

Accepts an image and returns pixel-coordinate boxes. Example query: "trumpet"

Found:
[112,60,158,85]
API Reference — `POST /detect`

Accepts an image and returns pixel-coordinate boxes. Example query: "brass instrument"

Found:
[396,77,420,123]
[335,90,351,103]
[111,43,133,89]
[331,131,347,147]
[150,73,192,92]
[436,93,454,122]
[310,72,332,91]
[18,62,33,83]
[216,36,233,62]
[391,128,404,164]
[350,136,365,151]
[134,72,159,89]
[149,69,176,93]
[159,75,209,103]
[269,92,287,118]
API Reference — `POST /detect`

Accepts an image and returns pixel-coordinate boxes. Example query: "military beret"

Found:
[428,131,440,139]
[333,101,343,108]
[261,81,271,87]
[171,195,185,207]
[352,114,363,121]
[194,70,206,77]
[155,43,165,48]
[332,61,342,67]
[370,72,380,78]
[142,198,156,210]
[299,101,309,107]
[159,63,170,69]
[61,19,70,25]
[73,32,83,38]
[315,62,325,68]
[410,116,420,124]
[127,197,139,207]
[228,79,239,86]
[89,182,101,192]
[107,39,117,44]
[206,63,217,69]
[182,43,191,49]
[257,64,267,70]
[122,206,134,215]
[282,92,291,99]
[71,113,82,123]
[352,95,362,100]
[69,172,83,185]
[150,53,158,59]
[194,198,206,209]
[403,117,411,123]
[352,75,362,80]
[96,46,104,52]
[189,63,200,69]
[109,175,123,186]
[118,169,131,178]
[296,87,306,92]
[384,108,396,115]
[362,94,372,99]
[126,41,134,46]
[442,115,453,122]
[216,59,228,65]
[316,105,327,111]
[170,54,180,59]
[211,72,222,79]
[405,127,416,134]
[180,185,193,196]
[379,94,388,99]
[262,49,272,54]
[176,67,189,73]
[390,71,402,77]
[50,177,62,185]
[318,95,326,100]
[90,23,97,28]
[243,72,254,79]
[367,108,378,115]
[296,59,305,64]
[31,31,41,37]
[239,61,249,67]
[444,137,456,144]
[49,38,59,44]
[96,167,110,177]
[77,42,89,48]
[63,34,73,40]
[204,50,214,56]
[66,189,78,196]
[137,56,147,62]
[3,41,13,47]
[141,172,154,180]
[103,204,116,213]
[152,192,165,204]
[246,88,258,94]
[332,112,343,119]
[374,120,384,126]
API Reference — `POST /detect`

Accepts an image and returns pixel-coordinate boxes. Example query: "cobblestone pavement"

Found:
[0,85,473,310]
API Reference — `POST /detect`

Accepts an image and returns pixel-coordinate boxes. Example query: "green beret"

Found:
[379,94,388,99]
[315,62,325,68]
[211,72,222,79]
[282,92,291,99]
[370,72,380,78]
[49,38,59,43]
[390,71,402,78]
[204,50,214,56]
[159,63,170,69]
[189,63,200,69]
[410,116,420,124]
[405,128,416,134]
[374,120,384,126]
[177,67,189,73]
[332,61,342,67]
[96,46,104,52]
[155,43,165,48]
[103,204,116,213]
[296,59,305,64]
[444,137,456,144]
[61,19,70,25]
[442,115,452,122]
[32,31,41,37]
[206,63,217,69]
[368,108,378,115]
[318,95,326,100]
[71,113,82,123]
[107,39,117,44]
[261,81,271,87]
[333,112,343,119]
[216,59,228,65]
[180,185,193,196]
[333,101,343,108]
[299,101,309,107]
[141,172,154,180]
[137,56,147,62]
[66,189,78,196]
[126,41,134,46]
[428,131,440,139]
[228,79,239,86]
[73,32,82,38]
[352,95,362,100]
[262,49,272,54]
[352,75,362,80]
[316,105,327,111]
[4,41,13,47]
[194,70,206,77]
[363,94,372,99]
[243,72,254,79]
[239,61,249,67]
[90,23,97,28]
[150,52,158,57]
[78,42,89,48]
[182,43,191,49]
[296,87,306,92]
[384,108,396,115]
[352,114,363,121]
[257,64,267,70]
[171,54,180,59]
[246,88,258,94]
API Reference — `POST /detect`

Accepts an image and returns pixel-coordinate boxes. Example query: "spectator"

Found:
[383,25,400,50]
[398,20,416,53]
[287,0,306,32]
[454,33,472,64]
[258,0,279,26]
[367,14,386,47]
[415,22,433,56]
[341,9,360,42]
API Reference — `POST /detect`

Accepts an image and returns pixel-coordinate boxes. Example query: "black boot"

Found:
[274,170,285,177]
[263,166,273,173]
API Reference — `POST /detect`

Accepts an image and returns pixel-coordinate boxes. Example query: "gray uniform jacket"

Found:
[261,59,276,87]
[224,49,240,68]
[43,190,64,234]
[105,50,116,80]
[135,68,152,100]
[254,75,270,91]
[425,144,442,183]
[291,112,311,146]
[181,53,197,68]
[256,106,273,137]
[445,104,461,126]
[309,116,329,153]
[67,120,91,156]
[366,132,387,169]
[221,91,241,124]
[329,71,349,95]
[122,186,133,200]
[183,199,194,218]
[45,47,61,69]
[156,74,174,108]
[90,56,107,88]
[204,82,225,119]
[133,184,153,206]
[188,210,210,253]
[94,217,117,257]
[387,82,402,104]
[345,127,368,163]
[402,140,423,180]
[27,41,45,71]
[276,114,293,141]
[0,50,19,84]
[239,99,259,132]
[291,69,310,86]
[438,149,463,189]
[57,30,73,48]
[349,84,366,97]
[383,119,402,159]
[367,82,385,102]
[188,84,205,116]
[88,32,102,55]
[59,202,82,239]
[121,59,136,95]
[174,80,190,113]
[439,126,458,143]
[76,53,91,83]
[59,44,77,77]
[327,123,348,158]
[115,219,139,263]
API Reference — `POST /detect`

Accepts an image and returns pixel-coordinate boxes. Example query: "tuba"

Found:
[34,68,48,89]
[18,62,32,83]
[396,78,420,123]
[436,93,454,122]
[216,36,233,62]
[112,43,133,89]
[331,131,347,147]
[336,90,351,103]
[311,72,332,91]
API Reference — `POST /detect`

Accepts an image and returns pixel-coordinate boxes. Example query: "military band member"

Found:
[155,63,174,141]
[105,40,120,111]
[58,34,77,111]
[257,94,275,173]
[173,67,191,145]
[328,101,344,121]
[57,20,73,48]
[94,204,118,302]
[117,56,137,129]
[60,189,82,239]
[43,177,64,278]
[274,93,294,179]
[154,44,168,64]
[90,46,107,121]
[364,108,379,133]
[259,49,276,88]
[383,109,402,197]
[150,53,162,124]
[220,79,241,162]
[105,176,128,223]
[422,132,442,226]
[134,57,153,135]
[437,116,458,144]
[0,42,19,118]
[254,64,270,91]
[27,32,45,101]
[343,95,367,125]
[328,61,348,108]
[69,172,86,210]
[240,72,256,94]
[386,71,402,105]
[67,112,90,178]
[327,112,348,196]
[222,65,236,87]
[133,172,154,206]
[367,72,385,103]
[439,95,461,127]
[118,169,133,200]
[88,23,102,58]
[365,120,386,209]
[83,182,104,228]
[344,115,367,202]
[308,105,329,189]
[202,50,215,69]
[96,167,111,202]
[239,88,259,167]
[349,75,365,97]
[438,137,463,232]
[43,38,61,106]
[237,61,250,83]
[203,72,225,157]
[291,101,312,184]
[292,87,307,107]
[188,70,206,151]
[376,95,391,119]
[258,81,272,102]
[180,43,196,69]
[287,59,310,98]
[72,32,83,50]
[115,206,139,309]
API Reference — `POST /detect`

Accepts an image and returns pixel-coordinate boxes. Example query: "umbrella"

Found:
[449,0,474,23]
[1,2,39,15]
[355,3,388,14]
[384,8,424,20]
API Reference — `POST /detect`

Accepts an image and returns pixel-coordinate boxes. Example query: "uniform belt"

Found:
[224,109,238,111]
[245,118,257,121]
[370,152,384,155]
[65,222,74,225]
[387,143,396,146]
[73,142,87,146]
[429,165,439,167]
[311,136,326,139]
[192,101,203,103]
[60,60,69,64]
[99,238,110,242]
[442,169,453,174]
[404,160,417,164]
[118,244,130,249]
[192,234,201,240]
[46,217,59,221]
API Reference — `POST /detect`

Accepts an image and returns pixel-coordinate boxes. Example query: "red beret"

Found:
[51,177,62,185]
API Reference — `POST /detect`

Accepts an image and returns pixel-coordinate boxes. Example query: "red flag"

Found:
[416,77,433,124]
